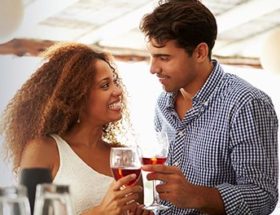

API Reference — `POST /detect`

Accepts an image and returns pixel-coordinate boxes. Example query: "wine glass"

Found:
[110,147,142,186]
[0,185,31,215]
[139,130,169,211]
[33,183,73,215]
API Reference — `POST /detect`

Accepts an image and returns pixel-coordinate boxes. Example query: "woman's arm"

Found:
[20,137,59,179]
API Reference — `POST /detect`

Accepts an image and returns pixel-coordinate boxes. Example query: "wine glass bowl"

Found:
[110,147,142,186]
[142,157,167,165]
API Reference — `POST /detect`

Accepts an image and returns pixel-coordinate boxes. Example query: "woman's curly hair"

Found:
[0,42,131,172]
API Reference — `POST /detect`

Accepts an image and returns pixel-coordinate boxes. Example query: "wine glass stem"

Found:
[152,180,160,204]
[153,209,159,215]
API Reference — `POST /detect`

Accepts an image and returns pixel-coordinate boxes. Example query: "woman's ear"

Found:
[194,42,209,63]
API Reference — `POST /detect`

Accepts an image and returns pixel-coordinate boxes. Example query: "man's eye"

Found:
[160,56,169,61]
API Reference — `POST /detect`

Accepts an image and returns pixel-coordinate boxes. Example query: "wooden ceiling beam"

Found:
[0,38,149,61]
[0,38,261,68]
[0,39,55,56]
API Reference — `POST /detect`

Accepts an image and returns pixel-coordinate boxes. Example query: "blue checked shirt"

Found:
[155,60,278,215]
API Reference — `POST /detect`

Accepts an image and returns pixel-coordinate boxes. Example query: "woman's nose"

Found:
[112,85,122,96]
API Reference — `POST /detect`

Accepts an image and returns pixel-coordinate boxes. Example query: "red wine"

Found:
[142,157,167,165]
[111,167,141,186]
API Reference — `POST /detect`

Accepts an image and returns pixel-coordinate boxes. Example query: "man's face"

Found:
[147,38,199,93]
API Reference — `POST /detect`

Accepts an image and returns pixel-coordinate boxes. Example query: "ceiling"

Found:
[2,0,280,66]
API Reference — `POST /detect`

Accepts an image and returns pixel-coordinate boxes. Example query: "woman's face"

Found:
[83,59,123,126]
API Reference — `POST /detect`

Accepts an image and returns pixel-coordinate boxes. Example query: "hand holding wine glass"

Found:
[108,147,144,214]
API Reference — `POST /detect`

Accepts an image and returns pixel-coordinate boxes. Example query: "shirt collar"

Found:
[192,60,224,106]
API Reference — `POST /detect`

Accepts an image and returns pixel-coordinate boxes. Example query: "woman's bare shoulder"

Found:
[20,136,58,169]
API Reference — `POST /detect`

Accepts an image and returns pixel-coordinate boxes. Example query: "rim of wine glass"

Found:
[36,183,70,194]
[0,185,27,197]
[110,146,142,167]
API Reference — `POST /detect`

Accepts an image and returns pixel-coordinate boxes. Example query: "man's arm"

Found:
[217,98,278,214]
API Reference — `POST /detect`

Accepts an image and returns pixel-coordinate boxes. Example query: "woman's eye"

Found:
[101,83,109,89]
[113,79,120,86]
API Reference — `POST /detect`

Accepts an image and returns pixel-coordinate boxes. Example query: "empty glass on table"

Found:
[0,185,30,215]
[33,184,73,215]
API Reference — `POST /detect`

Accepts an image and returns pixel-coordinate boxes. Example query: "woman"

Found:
[0,42,147,215]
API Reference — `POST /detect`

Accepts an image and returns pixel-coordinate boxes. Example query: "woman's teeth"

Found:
[108,102,122,110]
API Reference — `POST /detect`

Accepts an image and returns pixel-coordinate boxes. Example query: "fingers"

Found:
[109,175,143,206]
[142,164,179,173]
[134,204,144,215]
[121,201,139,213]
[143,165,184,184]
[122,186,142,196]
[158,192,172,203]
[155,182,166,193]
[113,174,137,191]
[119,192,139,205]
[146,172,170,182]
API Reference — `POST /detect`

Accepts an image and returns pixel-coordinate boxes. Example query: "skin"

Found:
[143,39,225,215]
[20,60,151,215]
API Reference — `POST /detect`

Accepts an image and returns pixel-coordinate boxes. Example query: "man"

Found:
[140,0,278,214]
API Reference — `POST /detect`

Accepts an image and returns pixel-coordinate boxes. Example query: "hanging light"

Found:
[260,28,280,74]
[0,0,24,44]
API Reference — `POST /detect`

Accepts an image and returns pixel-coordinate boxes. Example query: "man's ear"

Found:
[194,42,209,63]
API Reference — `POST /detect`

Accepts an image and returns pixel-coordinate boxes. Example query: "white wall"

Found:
[0,56,41,186]
[0,56,279,213]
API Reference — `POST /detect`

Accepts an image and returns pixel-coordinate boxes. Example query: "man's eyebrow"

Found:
[151,53,170,57]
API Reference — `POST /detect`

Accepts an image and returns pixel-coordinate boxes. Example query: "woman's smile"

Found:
[108,100,122,111]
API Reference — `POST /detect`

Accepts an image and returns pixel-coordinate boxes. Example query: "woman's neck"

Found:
[63,123,104,148]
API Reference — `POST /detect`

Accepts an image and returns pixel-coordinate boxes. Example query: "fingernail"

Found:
[131,174,136,178]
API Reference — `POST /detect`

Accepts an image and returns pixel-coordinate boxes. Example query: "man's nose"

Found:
[150,59,161,74]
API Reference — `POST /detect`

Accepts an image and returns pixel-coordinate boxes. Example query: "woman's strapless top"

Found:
[51,134,113,214]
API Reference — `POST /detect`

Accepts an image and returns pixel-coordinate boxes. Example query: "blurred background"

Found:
[1,0,280,213]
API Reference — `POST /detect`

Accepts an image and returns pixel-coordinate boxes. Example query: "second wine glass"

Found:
[139,130,169,211]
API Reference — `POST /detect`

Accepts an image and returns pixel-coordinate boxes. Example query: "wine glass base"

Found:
[144,204,169,211]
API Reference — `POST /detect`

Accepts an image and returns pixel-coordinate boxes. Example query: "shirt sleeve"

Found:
[216,98,278,215]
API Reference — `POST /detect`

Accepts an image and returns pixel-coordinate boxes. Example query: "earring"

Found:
[77,118,80,124]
